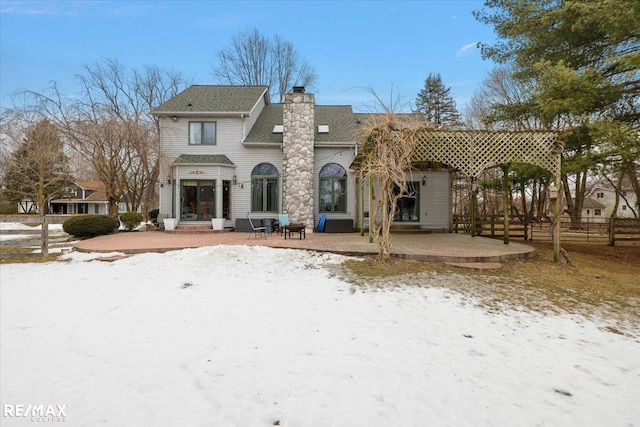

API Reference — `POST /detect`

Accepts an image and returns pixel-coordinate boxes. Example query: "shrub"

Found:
[120,211,144,231]
[63,215,118,238]
[0,201,18,214]
[148,208,159,223]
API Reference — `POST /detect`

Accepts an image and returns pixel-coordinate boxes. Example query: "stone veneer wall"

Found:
[282,92,315,229]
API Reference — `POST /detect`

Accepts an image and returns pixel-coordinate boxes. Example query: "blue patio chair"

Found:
[278,213,290,235]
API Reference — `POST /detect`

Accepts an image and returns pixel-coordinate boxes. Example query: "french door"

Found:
[181,180,215,221]
[393,181,420,222]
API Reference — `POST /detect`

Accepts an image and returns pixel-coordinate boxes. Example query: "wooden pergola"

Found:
[357,129,565,262]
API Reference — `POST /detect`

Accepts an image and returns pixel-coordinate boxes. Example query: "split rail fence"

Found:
[453,215,640,245]
[0,215,71,257]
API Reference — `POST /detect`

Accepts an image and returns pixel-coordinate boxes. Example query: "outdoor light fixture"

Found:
[422,176,426,186]
[233,175,237,185]
[171,116,178,122]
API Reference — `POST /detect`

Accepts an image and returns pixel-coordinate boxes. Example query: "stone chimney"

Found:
[282,87,315,229]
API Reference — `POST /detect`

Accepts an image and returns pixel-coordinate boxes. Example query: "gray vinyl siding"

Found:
[421,171,451,230]
[159,112,283,223]
[362,170,451,231]
[232,147,282,220]
[160,116,244,156]
[242,96,265,140]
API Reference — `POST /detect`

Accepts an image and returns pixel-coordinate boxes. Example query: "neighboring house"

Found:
[580,196,608,222]
[151,85,452,231]
[47,180,139,215]
[49,180,110,215]
[582,185,638,220]
[17,180,110,214]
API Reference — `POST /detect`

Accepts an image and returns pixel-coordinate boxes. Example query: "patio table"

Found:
[284,224,306,240]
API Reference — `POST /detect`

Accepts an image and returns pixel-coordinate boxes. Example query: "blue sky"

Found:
[0,0,498,113]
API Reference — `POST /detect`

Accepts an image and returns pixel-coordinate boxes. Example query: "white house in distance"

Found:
[581,184,638,221]
[19,180,118,215]
[49,180,109,215]
[151,85,452,232]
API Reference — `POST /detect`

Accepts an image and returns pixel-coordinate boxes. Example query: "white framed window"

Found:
[189,122,216,145]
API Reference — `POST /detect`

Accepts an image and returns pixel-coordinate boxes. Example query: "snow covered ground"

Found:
[1,244,639,426]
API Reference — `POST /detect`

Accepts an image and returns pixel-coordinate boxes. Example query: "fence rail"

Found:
[453,214,639,245]
[0,214,71,224]
[0,214,74,257]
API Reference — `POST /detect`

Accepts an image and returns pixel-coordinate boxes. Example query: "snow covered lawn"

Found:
[1,246,638,426]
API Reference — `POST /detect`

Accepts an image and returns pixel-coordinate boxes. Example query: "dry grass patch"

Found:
[343,257,447,278]
[339,241,640,336]
[495,242,639,312]
[0,246,63,264]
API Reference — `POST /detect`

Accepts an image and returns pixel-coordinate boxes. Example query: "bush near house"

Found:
[63,215,119,238]
[120,212,144,231]
[148,209,159,224]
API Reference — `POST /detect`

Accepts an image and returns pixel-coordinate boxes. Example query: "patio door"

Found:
[393,181,420,222]
[181,180,215,221]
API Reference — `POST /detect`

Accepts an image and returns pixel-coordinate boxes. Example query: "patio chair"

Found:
[278,213,290,235]
[247,212,266,239]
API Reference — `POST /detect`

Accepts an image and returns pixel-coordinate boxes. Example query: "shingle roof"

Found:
[75,180,105,190]
[172,154,235,165]
[152,85,268,114]
[244,105,359,144]
[315,106,359,143]
[582,197,606,209]
[244,105,284,143]
[84,190,108,202]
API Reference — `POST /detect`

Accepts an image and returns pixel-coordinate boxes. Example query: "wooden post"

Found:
[470,177,477,237]
[41,215,49,257]
[552,180,562,263]
[368,176,374,243]
[359,175,365,236]
[609,218,616,246]
[501,165,510,245]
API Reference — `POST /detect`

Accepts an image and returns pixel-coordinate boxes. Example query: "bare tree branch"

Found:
[213,28,317,102]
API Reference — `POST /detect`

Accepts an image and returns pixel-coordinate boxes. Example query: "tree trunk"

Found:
[624,161,640,214]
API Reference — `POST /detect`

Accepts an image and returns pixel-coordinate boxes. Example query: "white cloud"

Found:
[456,42,479,57]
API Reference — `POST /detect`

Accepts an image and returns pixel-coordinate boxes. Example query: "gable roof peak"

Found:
[152,85,269,114]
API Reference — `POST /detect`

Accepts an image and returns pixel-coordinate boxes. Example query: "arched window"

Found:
[319,163,347,213]
[251,163,278,212]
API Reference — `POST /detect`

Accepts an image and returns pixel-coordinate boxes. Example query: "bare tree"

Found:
[357,89,428,261]
[213,28,317,102]
[18,59,189,218]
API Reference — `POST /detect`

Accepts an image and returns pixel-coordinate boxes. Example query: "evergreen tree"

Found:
[415,73,463,128]
[474,0,640,226]
[3,119,73,214]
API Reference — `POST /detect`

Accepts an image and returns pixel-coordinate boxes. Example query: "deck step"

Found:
[176,225,212,231]
[167,224,233,234]
[390,225,431,234]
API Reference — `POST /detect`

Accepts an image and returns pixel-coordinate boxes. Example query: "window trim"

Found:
[188,121,217,145]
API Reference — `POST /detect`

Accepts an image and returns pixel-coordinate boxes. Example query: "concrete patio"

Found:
[74,230,535,263]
